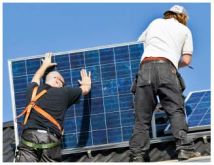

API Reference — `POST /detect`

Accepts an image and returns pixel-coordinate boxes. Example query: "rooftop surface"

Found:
[3,121,211,162]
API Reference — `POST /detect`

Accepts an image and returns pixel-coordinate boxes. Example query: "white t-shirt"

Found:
[138,18,193,69]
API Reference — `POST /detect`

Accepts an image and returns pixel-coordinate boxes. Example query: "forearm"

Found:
[31,64,48,84]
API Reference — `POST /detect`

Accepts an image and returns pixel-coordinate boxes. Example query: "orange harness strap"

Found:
[17,86,62,132]
[16,86,41,122]
[33,105,62,132]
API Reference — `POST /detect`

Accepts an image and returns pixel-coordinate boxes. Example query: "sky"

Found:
[3,3,211,122]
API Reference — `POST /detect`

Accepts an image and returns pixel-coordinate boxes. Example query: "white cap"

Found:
[164,5,188,17]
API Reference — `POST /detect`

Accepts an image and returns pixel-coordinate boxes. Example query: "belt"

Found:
[141,57,171,64]
[21,138,59,149]
[21,129,60,149]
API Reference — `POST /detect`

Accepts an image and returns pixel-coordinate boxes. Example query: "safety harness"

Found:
[17,86,62,149]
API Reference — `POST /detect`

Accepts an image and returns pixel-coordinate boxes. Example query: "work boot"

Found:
[129,153,145,162]
[130,156,144,162]
[178,149,201,160]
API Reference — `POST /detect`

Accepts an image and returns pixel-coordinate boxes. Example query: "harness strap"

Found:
[23,88,48,125]
[21,139,59,149]
[32,89,47,102]
[31,86,38,100]
[16,87,40,120]
[17,86,63,133]
[33,105,62,132]
[23,105,33,125]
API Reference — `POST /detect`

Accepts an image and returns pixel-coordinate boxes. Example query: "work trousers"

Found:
[15,129,61,162]
[129,60,194,156]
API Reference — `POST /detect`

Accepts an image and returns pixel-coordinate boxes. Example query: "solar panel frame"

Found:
[9,41,173,154]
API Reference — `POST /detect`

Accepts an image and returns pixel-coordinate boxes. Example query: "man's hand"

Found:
[178,54,192,68]
[78,69,91,95]
[32,52,57,85]
[41,52,57,69]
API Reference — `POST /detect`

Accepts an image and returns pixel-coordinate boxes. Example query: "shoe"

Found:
[130,156,144,162]
[129,153,145,162]
[178,149,201,160]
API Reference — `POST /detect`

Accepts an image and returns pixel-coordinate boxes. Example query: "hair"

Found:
[164,11,188,26]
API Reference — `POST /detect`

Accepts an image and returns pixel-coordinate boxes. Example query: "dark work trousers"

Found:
[15,129,61,162]
[129,60,194,157]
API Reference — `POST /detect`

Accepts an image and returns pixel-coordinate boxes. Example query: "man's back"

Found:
[24,82,82,137]
[140,18,193,68]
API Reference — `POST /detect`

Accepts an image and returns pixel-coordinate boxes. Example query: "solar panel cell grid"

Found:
[165,90,211,133]
[10,42,176,152]
[186,91,211,127]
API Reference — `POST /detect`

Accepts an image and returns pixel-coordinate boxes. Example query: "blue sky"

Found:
[3,3,211,122]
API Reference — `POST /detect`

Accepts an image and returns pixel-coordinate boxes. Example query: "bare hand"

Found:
[32,52,57,85]
[41,52,57,68]
[78,69,91,95]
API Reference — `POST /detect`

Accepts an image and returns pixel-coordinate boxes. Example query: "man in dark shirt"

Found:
[15,53,91,162]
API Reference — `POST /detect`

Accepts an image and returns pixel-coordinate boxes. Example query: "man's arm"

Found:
[178,54,192,68]
[31,52,57,85]
[78,69,91,96]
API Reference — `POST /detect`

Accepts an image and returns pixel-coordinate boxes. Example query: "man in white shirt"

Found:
[129,5,201,162]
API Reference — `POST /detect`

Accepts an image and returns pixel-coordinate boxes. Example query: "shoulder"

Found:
[175,20,192,33]
[27,82,38,90]
[62,86,82,105]
[185,26,192,34]
[151,18,164,24]
[179,25,192,38]
[26,82,39,100]
[147,18,165,28]
[63,86,82,95]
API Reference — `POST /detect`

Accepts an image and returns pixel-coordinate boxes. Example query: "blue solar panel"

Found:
[165,90,211,133]
[185,90,211,128]
[9,42,171,152]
